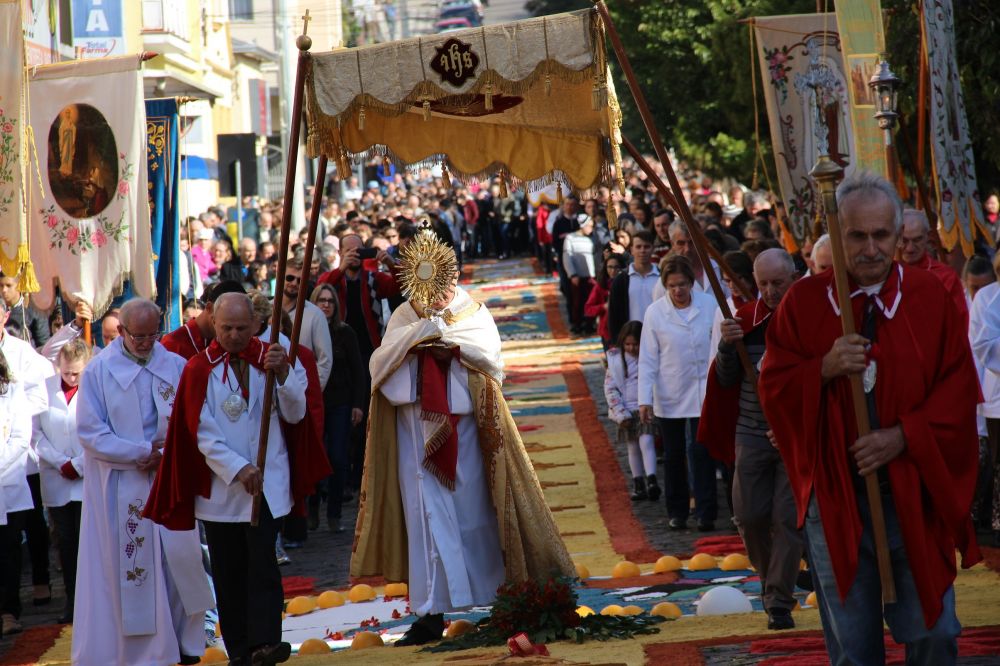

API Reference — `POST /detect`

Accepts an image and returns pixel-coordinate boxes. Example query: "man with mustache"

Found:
[759,172,981,664]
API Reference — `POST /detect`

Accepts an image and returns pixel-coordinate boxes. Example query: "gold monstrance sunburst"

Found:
[398,218,458,306]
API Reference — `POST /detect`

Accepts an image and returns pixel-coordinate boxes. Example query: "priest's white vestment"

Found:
[73,339,213,666]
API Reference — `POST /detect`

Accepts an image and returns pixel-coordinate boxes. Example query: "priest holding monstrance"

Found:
[352,221,574,646]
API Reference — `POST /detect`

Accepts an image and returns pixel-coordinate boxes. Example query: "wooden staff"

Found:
[621,136,755,303]
[595,2,756,381]
[288,155,328,365]
[251,21,313,526]
[811,156,896,602]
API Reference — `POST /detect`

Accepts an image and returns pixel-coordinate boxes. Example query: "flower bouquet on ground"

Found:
[424,577,667,652]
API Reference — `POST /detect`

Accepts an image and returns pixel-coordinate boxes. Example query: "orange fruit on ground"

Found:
[348,584,376,602]
[286,596,316,615]
[687,553,716,571]
[806,591,818,608]
[654,555,682,573]
[298,638,331,654]
[384,582,408,597]
[651,602,682,618]
[446,619,476,637]
[720,553,751,571]
[612,561,641,578]
[621,605,643,615]
[199,646,228,664]
[576,605,595,617]
[317,590,345,608]
[351,631,384,649]
[575,562,591,579]
[600,604,625,616]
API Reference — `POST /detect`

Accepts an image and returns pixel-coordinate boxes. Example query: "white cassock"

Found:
[1,334,55,478]
[34,374,84,507]
[195,347,307,522]
[74,339,213,666]
[0,380,33,525]
[377,289,505,616]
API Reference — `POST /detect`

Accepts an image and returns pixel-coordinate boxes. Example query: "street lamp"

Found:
[868,58,901,145]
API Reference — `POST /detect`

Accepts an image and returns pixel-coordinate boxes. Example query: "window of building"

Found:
[229,0,253,20]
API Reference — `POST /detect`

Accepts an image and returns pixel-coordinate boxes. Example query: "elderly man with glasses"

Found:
[73,298,213,665]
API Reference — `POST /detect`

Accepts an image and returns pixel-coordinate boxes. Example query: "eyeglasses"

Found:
[316,297,336,305]
[284,274,301,283]
[122,326,160,344]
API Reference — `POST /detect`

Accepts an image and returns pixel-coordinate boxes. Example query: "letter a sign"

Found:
[73,0,125,58]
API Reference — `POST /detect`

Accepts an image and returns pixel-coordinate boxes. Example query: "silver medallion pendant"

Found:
[863,360,877,394]
[222,392,247,422]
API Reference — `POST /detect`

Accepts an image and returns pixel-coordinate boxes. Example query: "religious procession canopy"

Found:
[304,8,624,195]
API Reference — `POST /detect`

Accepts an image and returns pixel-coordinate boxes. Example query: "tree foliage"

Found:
[526,0,1000,191]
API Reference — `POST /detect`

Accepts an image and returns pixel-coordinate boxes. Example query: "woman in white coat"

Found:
[34,339,90,624]
[638,255,720,531]
[0,348,36,634]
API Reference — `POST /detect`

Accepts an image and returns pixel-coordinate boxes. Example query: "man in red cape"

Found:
[161,281,246,359]
[899,208,968,326]
[145,293,329,666]
[699,249,802,631]
[759,172,981,664]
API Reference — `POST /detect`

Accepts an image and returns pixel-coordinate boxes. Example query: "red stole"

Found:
[144,337,330,530]
[698,299,771,466]
[61,380,79,404]
[758,264,981,629]
[417,347,461,490]
[161,318,207,360]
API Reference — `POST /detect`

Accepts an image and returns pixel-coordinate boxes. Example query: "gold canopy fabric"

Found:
[304,8,623,193]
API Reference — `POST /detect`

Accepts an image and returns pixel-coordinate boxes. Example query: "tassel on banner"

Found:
[383,156,392,172]
[592,81,608,110]
[358,106,366,130]
[16,244,39,294]
[607,198,618,230]
[422,99,431,121]
[544,73,552,96]
[484,83,494,111]
[555,181,564,205]
[441,162,452,188]
[498,173,509,199]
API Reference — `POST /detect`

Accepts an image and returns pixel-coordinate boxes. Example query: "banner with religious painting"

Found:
[145,98,181,331]
[754,14,855,248]
[0,0,38,292]
[923,0,988,256]
[28,55,154,316]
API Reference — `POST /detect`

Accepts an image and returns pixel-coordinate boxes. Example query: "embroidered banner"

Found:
[145,98,181,331]
[28,55,154,316]
[0,0,38,291]
[833,0,889,177]
[755,14,855,248]
[923,0,987,256]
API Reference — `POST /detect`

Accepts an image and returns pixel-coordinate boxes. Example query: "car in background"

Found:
[438,1,482,27]
[435,17,473,33]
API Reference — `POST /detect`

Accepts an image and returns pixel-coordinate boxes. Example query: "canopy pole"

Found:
[288,155,328,366]
[251,22,313,527]
[621,136,754,303]
[811,155,896,603]
[596,2,756,382]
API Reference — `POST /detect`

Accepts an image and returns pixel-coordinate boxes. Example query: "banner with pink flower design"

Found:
[28,54,154,316]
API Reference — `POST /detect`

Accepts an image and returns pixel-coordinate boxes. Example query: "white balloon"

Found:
[695,585,753,616]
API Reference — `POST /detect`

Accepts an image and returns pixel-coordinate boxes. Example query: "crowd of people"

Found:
[0,152,996,664]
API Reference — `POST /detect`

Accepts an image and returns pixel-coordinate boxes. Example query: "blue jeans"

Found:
[804,490,960,665]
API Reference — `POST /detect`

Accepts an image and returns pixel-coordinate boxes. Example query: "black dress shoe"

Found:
[767,608,795,630]
[250,642,291,665]
[178,654,201,665]
[394,613,444,647]
[697,520,716,532]
[668,518,686,531]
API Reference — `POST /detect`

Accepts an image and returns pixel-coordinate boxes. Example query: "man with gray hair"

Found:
[899,208,967,325]
[652,219,729,301]
[74,298,212,665]
[700,248,801,631]
[811,233,833,273]
[759,171,981,664]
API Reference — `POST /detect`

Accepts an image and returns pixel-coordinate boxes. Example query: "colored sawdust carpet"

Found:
[14,259,1000,665]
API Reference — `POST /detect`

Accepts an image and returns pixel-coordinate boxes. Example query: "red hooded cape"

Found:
[161,318,207,360]
[698,299,772,466]
[144,337,330,531]
[911,253,968,328]
[758,263,981,628]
